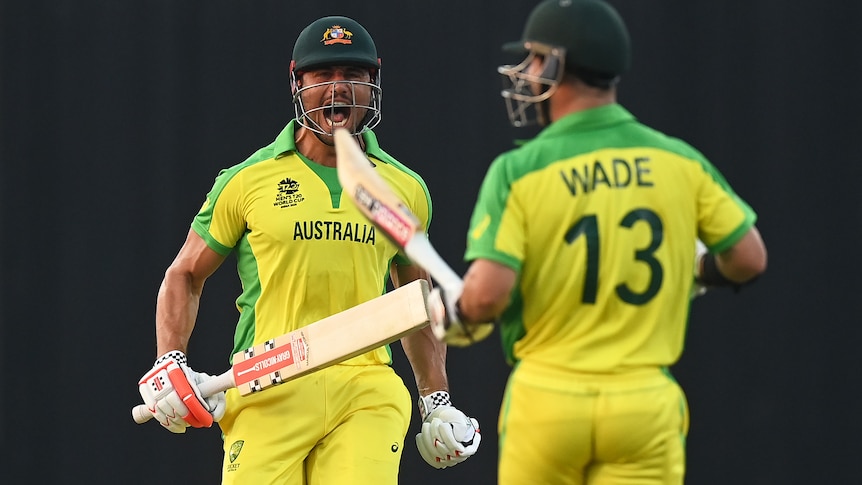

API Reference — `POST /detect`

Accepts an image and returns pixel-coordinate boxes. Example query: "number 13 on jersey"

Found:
[565,209,663,305]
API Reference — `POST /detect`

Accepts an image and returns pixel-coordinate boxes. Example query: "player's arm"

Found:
[393,260,483,468]
[697,226,767,288]
[138,228,228,433]
[428,258,513,346]
[156,228,226,354]
[459,259,516,324]
[392,261,448,394]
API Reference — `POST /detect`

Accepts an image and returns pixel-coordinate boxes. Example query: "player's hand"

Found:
[428,283,494,347]
[415,391,481,469]
[138,350,226,433]
[692,238,708,298]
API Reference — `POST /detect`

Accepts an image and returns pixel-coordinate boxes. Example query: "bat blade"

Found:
[334,129,462,289]
[132,279,431,424]
[334,129,495,347]
[334,128,423,248]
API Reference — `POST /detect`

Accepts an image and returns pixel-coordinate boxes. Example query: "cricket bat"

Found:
[333,129,493,345]
[132,279,430,424]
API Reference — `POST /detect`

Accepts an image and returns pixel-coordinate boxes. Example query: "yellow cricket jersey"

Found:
[466,104,756,372]
[192,121,431,366]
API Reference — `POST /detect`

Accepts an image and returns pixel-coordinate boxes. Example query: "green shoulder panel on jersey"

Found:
[191,139,282,256]
[362,130,434,232]
[470,104,755,259]
[496,104,741,197]
[464,154,523,273]
[500,285,526,366]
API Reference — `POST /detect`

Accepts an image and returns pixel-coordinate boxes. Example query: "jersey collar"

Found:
[273,120,387,160]
[536,104,635,140]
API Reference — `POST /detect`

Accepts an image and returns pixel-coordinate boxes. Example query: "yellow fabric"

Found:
[219,365,412,484]
[466,105,756,371]
[503,147,746,371]
[193,144,429,366]
[498,362,689,485]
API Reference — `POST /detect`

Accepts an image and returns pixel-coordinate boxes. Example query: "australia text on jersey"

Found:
[294,220,377,244]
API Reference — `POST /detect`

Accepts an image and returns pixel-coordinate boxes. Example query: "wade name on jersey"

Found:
[560,156,654,195]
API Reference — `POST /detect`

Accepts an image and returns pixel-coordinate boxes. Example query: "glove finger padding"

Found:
[187,368,226,422]
[166,362,213,428]
[416,420,461,469]
[416,421,449,469]
[138,351,221,433]
[415,405,481,468]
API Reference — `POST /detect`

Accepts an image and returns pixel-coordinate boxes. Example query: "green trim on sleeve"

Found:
[712,211,757,253]
[191,223,233,256]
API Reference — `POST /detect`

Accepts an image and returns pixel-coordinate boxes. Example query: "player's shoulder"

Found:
[373,149,421,180]
[210,140,281,185]
[617,118,710,164]
[363,132,430,193]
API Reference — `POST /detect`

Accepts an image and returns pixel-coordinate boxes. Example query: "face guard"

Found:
[291,69,382,137]
[498,42,565,128]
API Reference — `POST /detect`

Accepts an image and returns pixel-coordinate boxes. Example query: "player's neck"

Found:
[295,127,339,167]
[551,84,617,122]
[296,128,367,168]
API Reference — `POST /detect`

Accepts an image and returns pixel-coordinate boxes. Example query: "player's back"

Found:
[468,104,725,372]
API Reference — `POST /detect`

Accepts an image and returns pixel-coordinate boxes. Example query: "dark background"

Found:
[1,1,859,483]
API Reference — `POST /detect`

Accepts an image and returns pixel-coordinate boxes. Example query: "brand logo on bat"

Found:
[354,185,414,246]
[292,333,308,365]
[236,350,292,377]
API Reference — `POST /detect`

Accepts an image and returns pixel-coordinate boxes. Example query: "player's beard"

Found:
[313,129,336,147]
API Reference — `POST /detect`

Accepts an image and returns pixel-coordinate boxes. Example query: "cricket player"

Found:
[137,15,480,484]
[430,1,768,484]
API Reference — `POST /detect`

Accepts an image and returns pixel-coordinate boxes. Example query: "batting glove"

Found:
[415,391,481,469]
[138,351,226,433]
[427,283,494,347]
[692,238,709,299]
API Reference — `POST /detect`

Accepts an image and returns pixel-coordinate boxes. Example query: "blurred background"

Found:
[1,1,860,483]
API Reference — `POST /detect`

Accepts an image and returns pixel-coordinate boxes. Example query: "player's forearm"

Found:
[154,269,203,355]
[713,228,768,283]
[401,326,449,395]
[460,259,515,323]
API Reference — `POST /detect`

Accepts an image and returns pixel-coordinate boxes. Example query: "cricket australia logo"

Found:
[321,25,353,45]
[225,440,244,473]
[229,440,244,463]
[274,177,305,208]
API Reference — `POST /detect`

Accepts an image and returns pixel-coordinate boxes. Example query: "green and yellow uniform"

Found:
[193,120,431,484]
[466,104,756,484]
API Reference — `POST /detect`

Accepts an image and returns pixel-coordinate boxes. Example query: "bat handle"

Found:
[131,370,236,424]
[131,403,154,424]
[404,236,463,291]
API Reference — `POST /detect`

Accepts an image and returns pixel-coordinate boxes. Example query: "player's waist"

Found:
[513,359,673,391]
[337,347,394,367]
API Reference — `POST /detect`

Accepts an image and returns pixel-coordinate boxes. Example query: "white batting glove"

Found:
[427,283,494,348]
[692,238,709,299]
[138,351,226,433]
[415,391,481,469]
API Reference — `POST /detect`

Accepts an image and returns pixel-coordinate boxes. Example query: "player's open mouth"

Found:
[324,105,350,128]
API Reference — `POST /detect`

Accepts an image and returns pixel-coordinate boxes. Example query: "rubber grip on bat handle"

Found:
[131,371,234,424]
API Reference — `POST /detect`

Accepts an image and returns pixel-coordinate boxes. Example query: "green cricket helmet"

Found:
[290,16,383,136]
[499,0,631,127]
[291,16,381,72]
